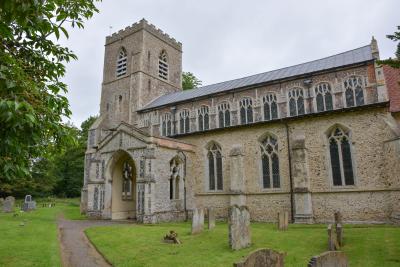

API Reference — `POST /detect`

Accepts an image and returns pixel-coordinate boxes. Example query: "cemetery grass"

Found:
[0,198,85,267]
[86,222,400,267]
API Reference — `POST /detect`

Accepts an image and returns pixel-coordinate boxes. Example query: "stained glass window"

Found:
[260,135,280,188]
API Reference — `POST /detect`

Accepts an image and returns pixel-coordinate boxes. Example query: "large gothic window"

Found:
[122,161,133,200]
[328,127,355,186]
[179,109,190,134]
[158,50,168,80]
[344,76,364,107]
[198,105,210,131]
[288,88,305,116]
[161,113,173,136]
[239,98,253,124]
[207,143,223,191]
[262,93,278,121]
[315,83,333,112]
[218,102,231,128]
[116,48,127,77]
[260,135,280,189]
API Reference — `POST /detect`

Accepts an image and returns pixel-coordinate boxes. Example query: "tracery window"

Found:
[239,98,253,124]
[207,143,223,191]
[198,105,209,131]
[116,48,127,77]
[288,88,305,116]
[218,102,231,128]
[262,93,278,121]
[179,109,190,134]
[344,76,364,107]
[161,113,173,136]
[260,135,280,188]
[122,161,133,200]
[158,50,168,80]
[315,83,333,112]
[328,127,355,186]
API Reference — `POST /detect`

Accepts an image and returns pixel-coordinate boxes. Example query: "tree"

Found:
[379,26,400,68]
[182,71,202,90]
[0,0,100,182]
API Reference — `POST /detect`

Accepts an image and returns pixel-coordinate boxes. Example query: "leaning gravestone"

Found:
[3,196,15,213]
[277,211,289,231]
[191,208,204,234]
[234,248,285,267]
[208,207,215,230]
[229,205,251,250]
[22,195,36,212]
[336,223,343,247]
[308,251,348,267]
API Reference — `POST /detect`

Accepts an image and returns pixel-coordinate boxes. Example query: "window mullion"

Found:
[337,139,346,185]
[269,154,273,188]
[213,153,218,190]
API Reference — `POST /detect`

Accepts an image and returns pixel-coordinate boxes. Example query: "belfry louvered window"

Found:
[344,76,364,107]
[239,98,253,124]
[328,127,355,186]
[288,88,305,116]
[262,93,278,121]
[116,48,127,77]
[122,161,133,200]
[179,109,190,134]
[260,135,280,188]
[207,143,223,191]
[161,113,173,136]
[158,50,168,80]
[315,83,333,112]
[218,102,231,128]
[198,105,209,131]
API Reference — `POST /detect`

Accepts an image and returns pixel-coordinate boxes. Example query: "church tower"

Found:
[99,19,182,129]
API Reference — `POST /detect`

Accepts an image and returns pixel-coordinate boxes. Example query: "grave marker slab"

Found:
[191,208,204,234]
[3,196,15,213]
[22,195,36,212]
[208,207,215,230]
[277,211,289,231]
[229,205,251,250]
[234,248,285,267]
[308,251,348,267]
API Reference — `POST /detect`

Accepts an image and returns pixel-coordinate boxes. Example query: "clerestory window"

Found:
[239,98,253,124]
[262,93,278,121]
[315,82,333,112]
[288,88,305,116]
[198,105,209,131]
[161,113,173,136]
[218,102,231,128]
[344,76,364,107]
[179,109,190,134]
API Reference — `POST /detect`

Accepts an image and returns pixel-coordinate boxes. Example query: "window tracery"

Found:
[207,143,223,191]
[262,93,278,121]
[344,76,364,107]
[315,83,333,112]
[198,105,209,131]
[239,98,253,124]
[179,109,190,134]
[260,135,280,188]
[288,88,305,116]
[218,102,231,128]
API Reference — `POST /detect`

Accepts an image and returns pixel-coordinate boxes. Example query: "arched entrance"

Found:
[110,150,136,220]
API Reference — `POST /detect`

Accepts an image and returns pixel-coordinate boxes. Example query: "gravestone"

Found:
[22,195,36,212]
[336,223,343,247]
[229,205,251,250]
[277,211,289,231]
[3,196,15,213]
[208,207,215,230]
[234,248,285,267]
[334,211,342,227]
[327,224,339,251]
[191,208,204,234]
[308,251,348,267]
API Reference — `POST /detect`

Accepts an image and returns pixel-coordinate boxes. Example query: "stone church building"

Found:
[81,19,400,224]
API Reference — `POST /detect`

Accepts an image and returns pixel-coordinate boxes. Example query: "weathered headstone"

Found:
[336,223,343,247]
[208,207,215,230]
[191,208,204,234]
[327,224,339,251]
[334,211,342,227]
[308,251,348,267]
[3,196,15,213]
[234,248,285,267]
[22,195,36,212]
[229,205,251,250]
[277,211,289,231]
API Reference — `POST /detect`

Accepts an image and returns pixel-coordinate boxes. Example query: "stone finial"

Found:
[371,36,380,60]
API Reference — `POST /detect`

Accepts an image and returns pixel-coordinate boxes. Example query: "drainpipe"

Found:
[284,122,295,223]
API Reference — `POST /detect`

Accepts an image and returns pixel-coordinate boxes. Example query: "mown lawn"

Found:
[0,198,85,267]
[86,222,400,267]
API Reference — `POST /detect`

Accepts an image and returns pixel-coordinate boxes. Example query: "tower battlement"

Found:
[106,18,182,51]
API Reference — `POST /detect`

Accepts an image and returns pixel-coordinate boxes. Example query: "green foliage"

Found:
[378,26,400,68]
[182,71,202,90]
[0,0,100,182]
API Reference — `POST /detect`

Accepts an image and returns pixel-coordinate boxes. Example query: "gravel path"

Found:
[58,217,134,267]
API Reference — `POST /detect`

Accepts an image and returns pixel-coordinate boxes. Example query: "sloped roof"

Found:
[140,44,373,111]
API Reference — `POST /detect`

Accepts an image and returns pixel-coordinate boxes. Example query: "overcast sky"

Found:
[60,0,399,127]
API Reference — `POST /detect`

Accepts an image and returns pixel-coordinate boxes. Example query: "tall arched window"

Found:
[198,105,209,131]
[122,161,133,200]
[161,113,173,136]
[116,48,127,77]
[328,127,355,186]
[158,50,168,80]
[288,88,305,116]
[239,98,253,124]
[260,135,280,188]
[344,76,364,107]
[218,102,231,128]
[315,83,333,112]
[207,143,223,191]
[179,109,190,134]
[262,93,278,121]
